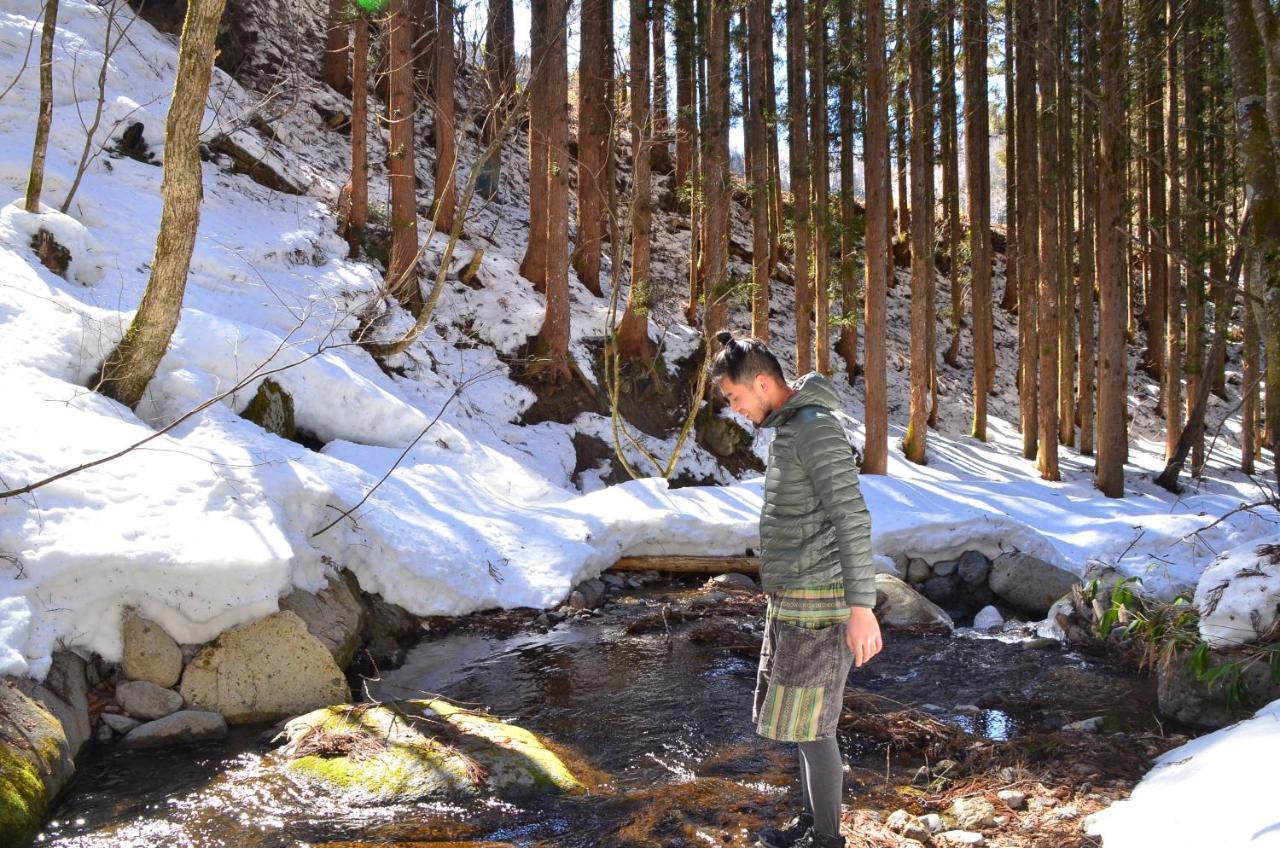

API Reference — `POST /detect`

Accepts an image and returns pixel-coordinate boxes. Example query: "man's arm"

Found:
[794,411,876,608]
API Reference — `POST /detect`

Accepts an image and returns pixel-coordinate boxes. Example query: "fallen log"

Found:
[608,555,761,575]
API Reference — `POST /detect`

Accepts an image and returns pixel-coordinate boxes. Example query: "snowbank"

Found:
[1083,696,1280,847]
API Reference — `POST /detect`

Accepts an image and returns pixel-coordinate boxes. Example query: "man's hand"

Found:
[846,606,882,667]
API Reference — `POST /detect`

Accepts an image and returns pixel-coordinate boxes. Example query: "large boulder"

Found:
[122,710,228,750]
[115,680,183,720]
[279,574,364,669]
[0,680,76,848]
[1157,645,1280,729]
[15,651,91,761]
[122,612,183,688]
[988,552,1080,616]
[179,611,350,724]
[1194,541,1280,649]
[277,699,585,805]
[873,574,954,634]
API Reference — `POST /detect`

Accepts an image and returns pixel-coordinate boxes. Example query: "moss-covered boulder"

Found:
[0,680,76,848]
[276,699,585,805]
[239,378,296,440]
[701,415,751,458]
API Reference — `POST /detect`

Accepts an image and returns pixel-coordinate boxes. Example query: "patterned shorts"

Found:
[753,583,854,743]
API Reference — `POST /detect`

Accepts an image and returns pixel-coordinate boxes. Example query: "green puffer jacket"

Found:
[758,371,876,608]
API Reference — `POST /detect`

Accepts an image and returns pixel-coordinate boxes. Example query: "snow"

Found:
[1083,697,1280,847]
[0,1,1277,818]
[1194,534,1280,649]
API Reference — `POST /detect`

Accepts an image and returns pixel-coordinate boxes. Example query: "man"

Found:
[710,331,882,848]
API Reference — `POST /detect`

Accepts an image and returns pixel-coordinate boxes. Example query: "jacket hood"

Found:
[760,371,841,428]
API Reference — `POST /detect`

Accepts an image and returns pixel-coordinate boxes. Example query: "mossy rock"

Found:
[0,681,75,848]
[700,415,751,458]
[277,699,585,805]
[239,378,296,440]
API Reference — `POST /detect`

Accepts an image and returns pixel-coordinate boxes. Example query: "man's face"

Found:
[718,375,771,426]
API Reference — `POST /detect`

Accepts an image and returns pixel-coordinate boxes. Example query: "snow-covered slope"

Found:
[0,0,1274,685]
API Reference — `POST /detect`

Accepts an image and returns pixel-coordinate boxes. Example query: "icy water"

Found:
[36,582,1168,847]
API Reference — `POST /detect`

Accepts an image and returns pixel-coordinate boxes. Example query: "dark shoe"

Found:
[794,830,846,848]
[754,812,814,848]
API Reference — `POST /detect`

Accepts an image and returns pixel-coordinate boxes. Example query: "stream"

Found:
[34,578,1184,847]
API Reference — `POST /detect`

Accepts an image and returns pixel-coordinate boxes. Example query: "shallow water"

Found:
[37,583,1166,847]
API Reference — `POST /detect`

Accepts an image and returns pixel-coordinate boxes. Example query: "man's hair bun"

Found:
[715,330,735,348]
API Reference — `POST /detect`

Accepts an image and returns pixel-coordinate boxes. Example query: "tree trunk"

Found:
[477,0,514,202]
[1001,0,1018,312]
[385,0,422,314]
[652,0,674,174]
[1164,0,1182,461]
[903,0,931,464]
[766,49,784,269]
[1035,0,1060,480]
[894,0,909,236]
[618,0,658,364]
[1141,0,1167,382]
[97,0,227,409]
[1183,0,1206,473]
[413,0,437,96]
[323,0,351,95]
[25,0,58,213]
[787,0,812,373]
[533,0,573,383]
[862,0,890,475]
[341,13,370,258]
[572,0,610,297]
[1243,248,1260,475]
[673,0,696,193]
[941,3,963,371]
[521,0,551,290]
[1079,0,1098,456]
[965,0,991,440]
[702,0,731,340]
[432,0,456,233]
[1095,0,1128,497]
[1056,7,1074,449]
[811,0,831,376]
[747,0,771,340]
[1015,0,1039,459]
[836,0,859,381]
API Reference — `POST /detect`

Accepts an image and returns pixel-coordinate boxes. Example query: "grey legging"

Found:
[797,735,843,837]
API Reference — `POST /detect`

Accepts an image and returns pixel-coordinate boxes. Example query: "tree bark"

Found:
[1079,0,1098,456]
[618,0,658,364]
[811,0,831,376]
[702,0,731,341]
[323,0,351,95]
[1095,0,1128,497]
[652,0,674,174]
[432,0,456,233]
[1035,0,1060,480]
[965,0,992,440]
[863,0,890,474]
[787,0,812,373]
[521,0,551,290]
[25,0,58,213]
[941,2,963,371]
[903,0,931,464]
[477,0,515,201]
[1000,0,1018,312]
[747,0,771,340]
[385,0,422,314]
[1164,0,1182,461]
[97,0,227,409]
[1015,0,1039,459]
[894,0,909,236]
[1056,6,1074,449]
[340,13,370,258]
[572,0,610,297]
[673,0,696,193]
[836,0,859,381]
[1183,0,1206,473]
[533,0,573,383]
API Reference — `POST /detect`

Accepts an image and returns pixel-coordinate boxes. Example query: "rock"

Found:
[15,650,92,760]
[998,789,1026,809]
[209,130,306,195]
[921,574,960,606]
[1156,644,1280,728]
[0,680,77,847]
[973,605,1005,631]
[938,831,985,846]
[918,813,944,833]
[690,591,730,608]
[239,378,296,440]
[710,572,757,591]
[954,704,983,715]
[566,590,588,610]
[101,713,142,734]
[957,551,990,585]
[1054,805,1080,820]
[886,809,932,842]
[95,723,113,743]
[122,612,184,687]
[123,710,228,750]
[179,611,350,724]
[279,573,365,669]
[892,551,910,575]
[906,557,932,584]
[278,699,586,805]
[701,415,752,457]
[1021,636,1062,650]
[602,574,626,588]
[934,558,958,577]
[1063,716,1105,733]
[571,578,606,609]
[989,552,1080,615]
[949,797,997,829]
[116,680,184,720]
[873,574,955,634]
[360,590,419,643]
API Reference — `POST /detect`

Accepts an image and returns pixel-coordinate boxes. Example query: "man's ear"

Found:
[754,373,771,395]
